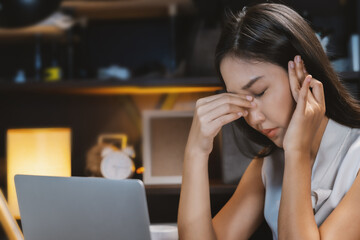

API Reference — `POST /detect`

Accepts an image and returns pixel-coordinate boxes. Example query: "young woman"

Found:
[178,3,360,240]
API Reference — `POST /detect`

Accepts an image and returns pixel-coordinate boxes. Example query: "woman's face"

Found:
[220,56,295,148]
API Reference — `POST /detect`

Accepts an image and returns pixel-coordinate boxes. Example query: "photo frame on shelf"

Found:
[142,110,193,185]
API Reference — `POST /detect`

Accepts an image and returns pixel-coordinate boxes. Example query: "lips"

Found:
[261,128,278,138]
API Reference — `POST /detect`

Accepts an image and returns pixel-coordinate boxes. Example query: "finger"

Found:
[207,112,243,135]
[296,75,312,112]
[196,92,251,107]
[288,60,300,102]
[309,78,325,106]
[294,55,305,82]
[303,62,308,75]
[303,76,318,105]
[201,102,249,124]
[305,75,316,103]
[196,93,226,106]
[197,94,255,116]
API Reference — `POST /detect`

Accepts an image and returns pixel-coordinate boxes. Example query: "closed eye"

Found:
[254,90,266,98]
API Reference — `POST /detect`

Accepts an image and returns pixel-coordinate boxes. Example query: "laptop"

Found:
[15,175,152,240]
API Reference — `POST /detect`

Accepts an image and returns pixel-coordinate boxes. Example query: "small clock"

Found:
[85,134,136,179]
[100,147,135,180]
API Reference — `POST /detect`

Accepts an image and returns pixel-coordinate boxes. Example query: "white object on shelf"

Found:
[98,65,131,81]
[36,11,75,30]
[150,224,178,240]
[14,70,26,83]
[100,147,135,180]
[349,34,360,72]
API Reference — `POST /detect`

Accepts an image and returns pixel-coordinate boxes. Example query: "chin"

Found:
[272,137,283,148]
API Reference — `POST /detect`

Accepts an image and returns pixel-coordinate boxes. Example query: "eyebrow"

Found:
[241,76,263,90]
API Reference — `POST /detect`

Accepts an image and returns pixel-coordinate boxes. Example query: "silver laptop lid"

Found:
[15,175,151,240]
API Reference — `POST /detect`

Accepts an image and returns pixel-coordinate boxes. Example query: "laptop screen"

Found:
[15,175,151,240]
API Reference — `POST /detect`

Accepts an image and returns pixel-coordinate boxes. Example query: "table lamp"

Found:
[6,128,71,219]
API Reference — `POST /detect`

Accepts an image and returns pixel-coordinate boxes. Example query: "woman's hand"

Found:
[186,93,255,157]
[283,55,326,154]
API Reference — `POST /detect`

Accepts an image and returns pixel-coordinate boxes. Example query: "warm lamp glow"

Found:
[67,86,222,95]
[7,128,71,219]
[136,167,145,174]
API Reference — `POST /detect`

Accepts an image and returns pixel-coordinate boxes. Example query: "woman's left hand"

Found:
[283,55,326,154]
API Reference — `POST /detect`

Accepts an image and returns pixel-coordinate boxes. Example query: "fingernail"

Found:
[246,95,253,101]
[251,101,256,107]
[289,61,294,69]
[306,75,312,82]
[238,112,243,117]
[296,55,301,63]
[244,110,248,116]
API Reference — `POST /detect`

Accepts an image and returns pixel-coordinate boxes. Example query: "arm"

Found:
[212,157,265,240]
[279,56,325,239]
[178,149,216,240]
[179,151,266,240]
[278,56,360,239]
[280,152,360,240]
[319,170,360,239]
[178,93,255,240]
[279,151,320,240]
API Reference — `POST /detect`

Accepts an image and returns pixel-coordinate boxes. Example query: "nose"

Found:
[246,105,265,125]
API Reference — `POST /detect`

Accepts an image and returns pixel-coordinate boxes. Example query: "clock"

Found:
[85,134,137,179]
[100,146,135,180]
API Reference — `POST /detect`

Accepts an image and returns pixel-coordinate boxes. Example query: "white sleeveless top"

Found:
[262,119,360,240]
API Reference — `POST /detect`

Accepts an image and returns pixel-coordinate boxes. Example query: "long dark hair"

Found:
[215,3,360,158]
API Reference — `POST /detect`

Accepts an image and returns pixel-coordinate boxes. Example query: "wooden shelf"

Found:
[0,77,223,95]
[0,26,65,40]
[1,71,358,95]
[61,0,195,19]
[145,182,237,195]
[0,0,194,40]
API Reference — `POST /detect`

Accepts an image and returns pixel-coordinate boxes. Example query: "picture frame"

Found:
[142,110,193,185]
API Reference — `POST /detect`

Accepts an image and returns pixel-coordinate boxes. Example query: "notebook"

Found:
[15,175,152,240]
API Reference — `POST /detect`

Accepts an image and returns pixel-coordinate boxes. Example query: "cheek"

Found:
[264,88,295,124]
[275,88,296,124]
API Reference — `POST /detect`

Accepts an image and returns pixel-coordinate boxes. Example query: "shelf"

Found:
[61,0,195,19]
[0,26,65,41]
[0,0,194,40]
[0,72,358,95]
[145,182,237,195]
[0,77,223,95]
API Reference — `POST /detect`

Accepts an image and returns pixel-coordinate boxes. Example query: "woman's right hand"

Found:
[186,92,255,157]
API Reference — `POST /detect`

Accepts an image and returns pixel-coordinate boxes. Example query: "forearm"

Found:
[178,150,216,240]
[279,151,320,240]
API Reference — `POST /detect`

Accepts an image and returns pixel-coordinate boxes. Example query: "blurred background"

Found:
[0,0,359,239]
